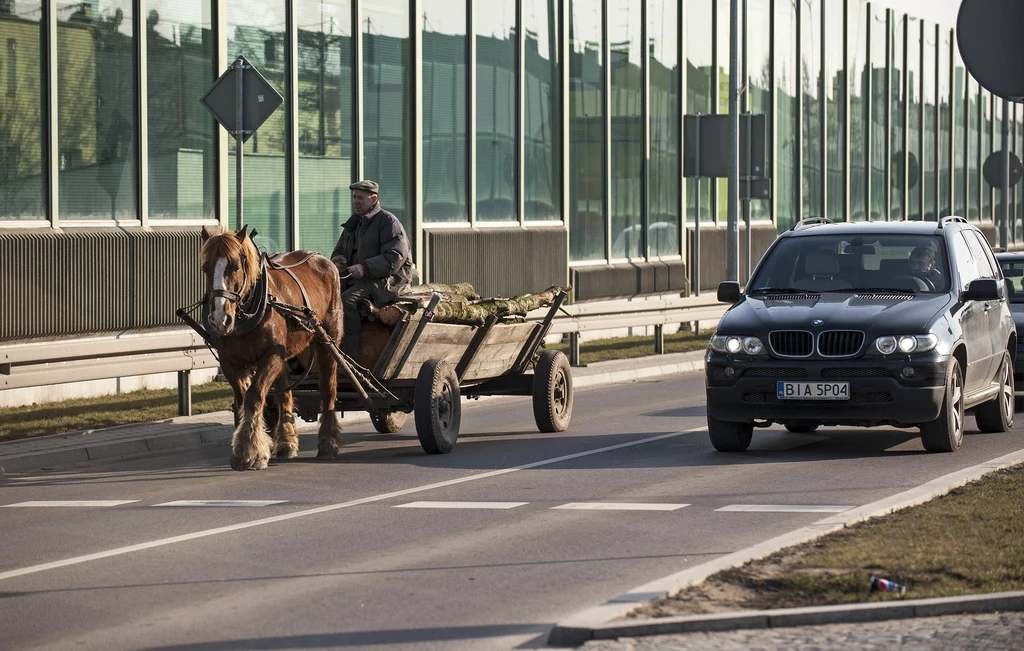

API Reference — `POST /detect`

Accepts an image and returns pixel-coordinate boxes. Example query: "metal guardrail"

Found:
[0,296,727,415]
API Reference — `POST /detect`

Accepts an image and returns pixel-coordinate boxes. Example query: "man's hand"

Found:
[347,264,366,279]
[333,260,349,278]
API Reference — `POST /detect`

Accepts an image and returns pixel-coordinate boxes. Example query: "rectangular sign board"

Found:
[683,113,767,179]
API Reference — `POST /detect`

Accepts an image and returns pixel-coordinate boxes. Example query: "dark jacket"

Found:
[330,205,416,307]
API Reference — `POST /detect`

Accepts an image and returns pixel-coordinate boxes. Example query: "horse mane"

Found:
[200,227,263,297]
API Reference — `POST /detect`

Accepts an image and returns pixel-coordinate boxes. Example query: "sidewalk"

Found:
[0,349,707,475]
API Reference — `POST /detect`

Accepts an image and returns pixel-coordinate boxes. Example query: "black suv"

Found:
[705,217,1016,453]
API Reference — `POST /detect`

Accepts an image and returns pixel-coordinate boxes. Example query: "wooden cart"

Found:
[286,289,573,453]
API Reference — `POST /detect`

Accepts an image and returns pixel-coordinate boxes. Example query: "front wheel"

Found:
[975,351,1014,433]
[414,359,461,454]
[707,413,753,452]
[920,358,964,452]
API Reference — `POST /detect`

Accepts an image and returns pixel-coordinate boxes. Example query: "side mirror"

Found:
[963,278,1001,301]
[717,281,742,304]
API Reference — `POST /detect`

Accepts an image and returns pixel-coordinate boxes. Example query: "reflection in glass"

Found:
[297,1,353,253]
[891,14,904,220]
[982,89,991,221]
[227,2,287,251]
[938,30,951,218]
[954,47,966,218]
[147,0,215,220]
[802,0,822,218]
[569,0,604,261]
[747,0,771,224]
[364,0,412,234]
[686,0,712,224]
[968,78,979,221]
[869,6,886,219]
[825,2,844,221]
[608,0,640,259]
[0,1,44,219]
[906,18,920,219]
[922,25,936,220]
[648,0,679,255]
[775,0,798,230]
[423,0,466,223]
[848,0,867,221]
[477,0,516,222]
[58,1,137,220]
[524,0,559,222]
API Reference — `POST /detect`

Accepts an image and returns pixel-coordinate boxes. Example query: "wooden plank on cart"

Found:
[378,322,478,381]
[460,322,540,382]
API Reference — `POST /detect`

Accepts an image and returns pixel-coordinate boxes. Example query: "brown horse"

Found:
[200,225,344,470]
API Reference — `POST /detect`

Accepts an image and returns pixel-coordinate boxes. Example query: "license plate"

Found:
[777,381,850,400]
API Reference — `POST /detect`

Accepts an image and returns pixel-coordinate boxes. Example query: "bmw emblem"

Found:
[812,319,824,326]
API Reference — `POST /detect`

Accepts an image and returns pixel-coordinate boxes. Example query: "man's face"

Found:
[910,255,934,273]
[352,190,377,215]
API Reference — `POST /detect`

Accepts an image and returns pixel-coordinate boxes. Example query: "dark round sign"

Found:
[891,151,920,190]
[957,0,1024,102]
[982,150,1024,187]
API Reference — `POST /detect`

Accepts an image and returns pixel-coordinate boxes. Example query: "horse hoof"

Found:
[316,446,340,460]
[252,456,269,470]
[274,445,299,459]
[230,454,269,470]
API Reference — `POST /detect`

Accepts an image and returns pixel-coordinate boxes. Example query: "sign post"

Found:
[200,55,283,229]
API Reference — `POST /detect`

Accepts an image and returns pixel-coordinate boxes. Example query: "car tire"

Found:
[707,414,753,452]
[784,424,819,433]
[920,358,964,453]
[975,350,1014,433]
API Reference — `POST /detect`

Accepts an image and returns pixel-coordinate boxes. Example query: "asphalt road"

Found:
[1,371,1022,651]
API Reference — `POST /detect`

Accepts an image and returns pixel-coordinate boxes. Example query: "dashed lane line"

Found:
[1,500,139,508]
[715,504,855,513]
[395,501,528,509]
[153,500,288,507]
[0,426,704,582]
[551,502,690,511]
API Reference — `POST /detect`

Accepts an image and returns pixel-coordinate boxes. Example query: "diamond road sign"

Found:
[200,56,283,143]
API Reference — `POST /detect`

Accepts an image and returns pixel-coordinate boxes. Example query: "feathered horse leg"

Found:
[272,389,299,459]
[230,354,283,471]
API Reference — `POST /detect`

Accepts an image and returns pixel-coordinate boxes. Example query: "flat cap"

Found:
[349,179,379,194]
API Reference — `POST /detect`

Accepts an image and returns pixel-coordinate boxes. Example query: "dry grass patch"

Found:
[633,464,1024,618]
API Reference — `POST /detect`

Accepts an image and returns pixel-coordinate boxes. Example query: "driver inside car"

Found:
[909,245,943,291]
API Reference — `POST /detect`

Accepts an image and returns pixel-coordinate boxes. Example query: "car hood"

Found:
[721,292,954,334]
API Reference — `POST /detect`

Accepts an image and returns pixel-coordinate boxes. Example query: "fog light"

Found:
[901,366,915,378]
[724,367,736,378]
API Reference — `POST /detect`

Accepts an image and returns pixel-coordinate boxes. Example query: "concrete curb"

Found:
[548,449,1024,646]
[0,354,707,474]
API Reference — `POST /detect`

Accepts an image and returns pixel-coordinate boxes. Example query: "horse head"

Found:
[200,224,262,336]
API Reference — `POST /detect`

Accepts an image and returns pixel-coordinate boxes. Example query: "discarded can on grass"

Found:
[870,575,907,595]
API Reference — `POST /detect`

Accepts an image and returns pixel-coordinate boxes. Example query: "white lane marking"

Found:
[153,500,287,508]
[395,501,527,509]
[715,504,855,513]
[0,427,704,582]
[1,501,139,508]
[552,503,690,511]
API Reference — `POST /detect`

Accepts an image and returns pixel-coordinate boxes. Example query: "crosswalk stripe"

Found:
[552,502,690,511]
[1,501,139,508]
[395,501,527,509]
[153,500,287,507]
[715,504,854,513]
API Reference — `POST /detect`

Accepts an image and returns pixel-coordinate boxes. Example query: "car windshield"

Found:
[998,257,1024,303]
[748,233,950,294]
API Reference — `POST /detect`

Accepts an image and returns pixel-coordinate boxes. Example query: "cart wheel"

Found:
[370,409,408,434]
[415,359,461,454]
[533,350,573,433]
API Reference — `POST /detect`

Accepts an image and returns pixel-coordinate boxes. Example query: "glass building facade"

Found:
[1,1,1020,282]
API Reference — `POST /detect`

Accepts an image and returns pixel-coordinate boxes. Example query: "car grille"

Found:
[743,392,893,404]
[768,331,814,357]
[742,367,809,378]
[821,367,890,378]
[817,331,865,357]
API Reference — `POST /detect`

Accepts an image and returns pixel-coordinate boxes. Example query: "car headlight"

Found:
[710,335,766,355]
[874,334,938,355]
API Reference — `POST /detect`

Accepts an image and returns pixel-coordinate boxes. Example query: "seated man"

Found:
[330,180,417,360]
[909,245,944,291]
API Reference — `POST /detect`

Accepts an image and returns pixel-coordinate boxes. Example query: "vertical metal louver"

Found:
[0,229,204,342]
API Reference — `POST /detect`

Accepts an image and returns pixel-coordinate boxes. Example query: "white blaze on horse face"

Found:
[211,257,231,332]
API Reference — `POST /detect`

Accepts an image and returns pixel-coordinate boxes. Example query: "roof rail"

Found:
[939,215,968,227]
[790,217,834,231]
